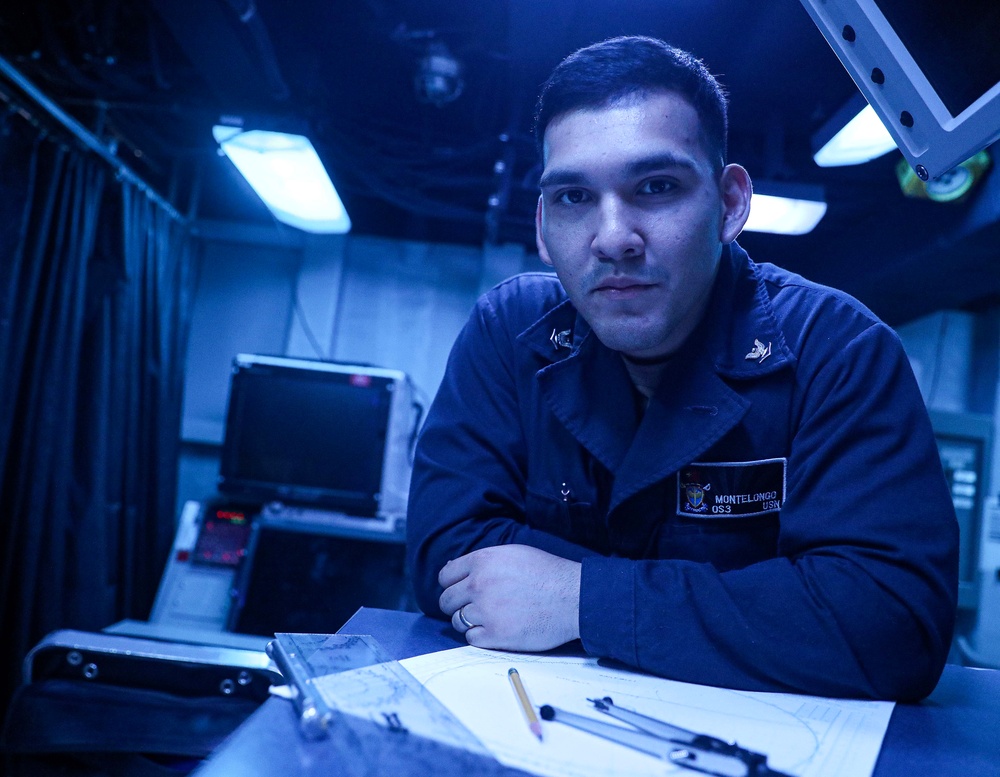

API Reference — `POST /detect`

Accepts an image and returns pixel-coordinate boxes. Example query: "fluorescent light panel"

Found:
[744,184,827,236]
[813,104,898,167]
[213,126,351,233]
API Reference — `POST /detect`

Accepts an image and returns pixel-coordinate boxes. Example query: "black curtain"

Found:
[0,113,196,722]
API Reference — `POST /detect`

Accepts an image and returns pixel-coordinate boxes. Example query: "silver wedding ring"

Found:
[458,605,476,630]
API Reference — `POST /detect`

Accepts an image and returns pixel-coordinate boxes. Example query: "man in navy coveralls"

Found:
[407,36,958,700]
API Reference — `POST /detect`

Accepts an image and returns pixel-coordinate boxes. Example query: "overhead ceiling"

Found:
[0,0,997,325]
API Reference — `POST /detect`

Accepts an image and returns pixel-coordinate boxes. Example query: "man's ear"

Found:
[718,164,752,244]
[535,196,554,267]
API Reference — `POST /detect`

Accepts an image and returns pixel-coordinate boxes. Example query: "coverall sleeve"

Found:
[579,322,959,700]
[406,293,598,617]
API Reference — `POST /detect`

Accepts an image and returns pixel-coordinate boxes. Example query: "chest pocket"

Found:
[656,458,786,570]
[658,511,780,571]
[525,489,609,552]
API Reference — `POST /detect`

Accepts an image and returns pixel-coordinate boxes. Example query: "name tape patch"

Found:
[677,458,786,518]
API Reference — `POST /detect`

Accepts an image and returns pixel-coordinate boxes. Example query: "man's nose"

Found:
[591,198,644,261]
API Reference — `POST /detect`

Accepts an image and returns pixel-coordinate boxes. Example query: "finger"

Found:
[451,604,479,634]
[464,626,491,648]
[438,556,471,589]
[438,578,469,619]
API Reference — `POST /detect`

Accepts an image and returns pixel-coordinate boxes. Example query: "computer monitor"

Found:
[226,521,410,636]
[218,354,415,520]
[799,0,1000,180]
[930,409,994,609]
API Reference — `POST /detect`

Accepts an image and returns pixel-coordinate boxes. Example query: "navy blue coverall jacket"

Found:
[407,243,958,701]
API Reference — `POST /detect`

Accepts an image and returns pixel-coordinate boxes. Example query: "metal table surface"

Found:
[194,607,1000,777]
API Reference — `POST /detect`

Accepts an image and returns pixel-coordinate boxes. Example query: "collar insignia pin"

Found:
[550,328,572,350]
[745,338,772,364]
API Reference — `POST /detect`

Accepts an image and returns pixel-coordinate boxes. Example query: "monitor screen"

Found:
[227,524,410,636]
[219,355,406,517]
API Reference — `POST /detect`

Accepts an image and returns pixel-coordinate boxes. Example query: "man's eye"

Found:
[557,189,589,204]
[639,179,674,195]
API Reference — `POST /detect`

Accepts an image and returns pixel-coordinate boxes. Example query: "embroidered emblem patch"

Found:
[681,479,710,513]
[550,328,571,350]
[745,339,772,363]
[677,458,786,518]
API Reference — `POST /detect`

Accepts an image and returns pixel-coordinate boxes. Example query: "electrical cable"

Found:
[926,313,950,408]
[292,291,327,359]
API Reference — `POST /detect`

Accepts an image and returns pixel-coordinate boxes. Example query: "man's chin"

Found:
[590,324,669,358]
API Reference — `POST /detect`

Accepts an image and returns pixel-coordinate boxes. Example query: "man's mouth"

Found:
[593,277,655,296]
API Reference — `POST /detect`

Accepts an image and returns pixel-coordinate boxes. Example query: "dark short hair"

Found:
[533,36,729,170]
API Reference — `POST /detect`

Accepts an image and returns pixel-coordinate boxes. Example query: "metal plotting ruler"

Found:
[267,632,490,757]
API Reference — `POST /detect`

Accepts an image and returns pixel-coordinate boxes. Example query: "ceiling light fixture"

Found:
[744,182,827,236]
[414,42,464,107]
[213,125,351,234]
[812,95,898,168]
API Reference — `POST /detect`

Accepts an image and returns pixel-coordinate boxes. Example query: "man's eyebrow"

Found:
[538,169,587,189]
[625,153,698,176]
[539,153,699,189]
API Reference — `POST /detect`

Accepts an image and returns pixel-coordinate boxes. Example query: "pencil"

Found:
[508,667,543,741]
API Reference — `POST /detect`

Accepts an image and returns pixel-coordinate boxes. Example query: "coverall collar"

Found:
[518,242,795,375]
[516,243,797,510]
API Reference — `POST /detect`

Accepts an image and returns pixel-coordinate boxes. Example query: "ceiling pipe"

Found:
[218,0,291,102]
[0,53,184,223]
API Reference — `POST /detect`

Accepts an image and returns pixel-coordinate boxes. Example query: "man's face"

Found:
[536,90,749,360]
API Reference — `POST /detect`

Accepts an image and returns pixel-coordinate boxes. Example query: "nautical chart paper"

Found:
[400,646,894,777]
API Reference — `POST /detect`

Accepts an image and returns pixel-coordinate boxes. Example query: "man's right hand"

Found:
[438,544,582,652]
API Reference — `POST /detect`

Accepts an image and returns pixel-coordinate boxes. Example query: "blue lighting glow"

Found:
[213,125,351,233]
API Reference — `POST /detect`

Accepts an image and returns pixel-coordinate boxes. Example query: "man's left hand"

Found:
[438,545,581,651]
